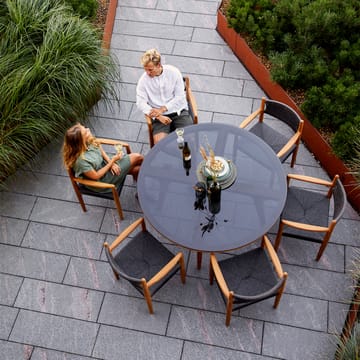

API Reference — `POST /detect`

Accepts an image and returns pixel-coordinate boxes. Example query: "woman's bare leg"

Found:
[128,153,144,181]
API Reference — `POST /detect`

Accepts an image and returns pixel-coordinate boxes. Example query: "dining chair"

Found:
[240,97,304,167]
[145,76,198,148]
[274,173,346,261]
[67,138,131,220]
[210,235,288,326]
[103,217,186,314]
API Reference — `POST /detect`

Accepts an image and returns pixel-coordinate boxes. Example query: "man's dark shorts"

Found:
[152,109,193,136]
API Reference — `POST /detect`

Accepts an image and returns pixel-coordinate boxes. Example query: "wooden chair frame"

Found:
[145,76,198,148]
[210,235,288,326]
[67,138,131,220]
[274,174,346,261]
[103,217,186,314]
[240,97,304,167]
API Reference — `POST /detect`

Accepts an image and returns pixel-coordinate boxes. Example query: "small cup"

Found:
[114,144,123,156]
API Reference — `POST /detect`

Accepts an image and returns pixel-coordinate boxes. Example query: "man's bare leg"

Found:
[153,132,167,144]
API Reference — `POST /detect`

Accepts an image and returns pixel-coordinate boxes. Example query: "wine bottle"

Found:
[208,180,221,214]
[182,141,191,176]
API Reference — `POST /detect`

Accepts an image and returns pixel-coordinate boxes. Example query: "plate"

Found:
[204,156,230,178]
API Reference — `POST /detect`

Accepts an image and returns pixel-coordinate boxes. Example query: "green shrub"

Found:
[63,0,98,20]
[0,0,119,184]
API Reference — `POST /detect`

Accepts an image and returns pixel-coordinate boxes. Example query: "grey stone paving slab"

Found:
[98,292,171,335]
[223,61,254,80]
[0,216,28,245]
[243,79,267,98]
[174,41,237,61]
[0,192,36,219]
[189,74,244,96]
[157,0,219,14]
[117,6,177,25]
[167,306,263,353]
[196,92,253,115]
[263,323,337,360]
[0,340,33,360]
[114,19,193,41]
[0,273,23,306]
[0,244,69,282]
[22,222,104,259]
[15,279,104,321]
[90,99,132,120]
[192,28,226,44]
[176,13,217,28]
[10,310,99,356]
[0,305,18,339]
[89,116,142,142]
[113,82,135,102]
[118,0,157,8]
[153,275,224,312]
[330,218,360,247]
[117,65,143,85]
[30,198,105,232]
[328,301,349,334]
[284,263,353,302]
[31,348,93,360]
[99,208,141,235]
[93,324,183,360]
[182,342,275,360]
[213,112,246,126]
[273,235,345,272]
[111,34,175,53]
[6,171,74,202]
[63,257,138,296]
[240,294,328,332]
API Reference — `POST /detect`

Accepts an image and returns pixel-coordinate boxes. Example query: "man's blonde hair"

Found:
[141,48,161,66]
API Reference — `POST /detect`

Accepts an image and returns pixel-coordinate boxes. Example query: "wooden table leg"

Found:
[197,251,202,269]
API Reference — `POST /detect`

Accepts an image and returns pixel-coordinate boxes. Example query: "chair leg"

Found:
[274,222,285,251]
[197,251,202,269]
[142,282,154,314]
[225,293,234,327]
[112,188,124,220]
[316,232,331,261]
[273,273,288,308]
[72,184,87,212]
[290,146,300,168]
[179,254,186,284]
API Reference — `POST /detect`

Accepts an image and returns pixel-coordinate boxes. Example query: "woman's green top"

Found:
[73,144,131,193]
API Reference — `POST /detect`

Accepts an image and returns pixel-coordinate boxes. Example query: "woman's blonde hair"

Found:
[141,48,161,66]
[62,123,98,169]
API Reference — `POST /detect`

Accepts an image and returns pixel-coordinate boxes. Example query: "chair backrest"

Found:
[332,178,346,221]
[265,100,301,132]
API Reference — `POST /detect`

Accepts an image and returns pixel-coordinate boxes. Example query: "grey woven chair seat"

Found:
[104,217,186,314]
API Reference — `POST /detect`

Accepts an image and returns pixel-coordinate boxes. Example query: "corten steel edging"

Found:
[101,0,118,53]
[217,9,360,212]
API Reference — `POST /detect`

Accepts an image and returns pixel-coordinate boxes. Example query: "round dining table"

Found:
[137,123,287,267]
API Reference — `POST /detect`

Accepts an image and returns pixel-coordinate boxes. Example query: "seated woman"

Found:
[63,123,143,193]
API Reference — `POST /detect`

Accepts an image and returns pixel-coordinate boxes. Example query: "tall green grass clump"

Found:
[0,0,119,184]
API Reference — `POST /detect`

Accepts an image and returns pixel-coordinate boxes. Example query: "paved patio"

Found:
[1,0,360,359]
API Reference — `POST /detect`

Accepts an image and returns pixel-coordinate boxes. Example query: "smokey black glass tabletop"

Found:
[138,123,287,252]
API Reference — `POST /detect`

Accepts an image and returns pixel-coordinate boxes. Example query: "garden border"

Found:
[101,0,118,52]
[217,7,360,212]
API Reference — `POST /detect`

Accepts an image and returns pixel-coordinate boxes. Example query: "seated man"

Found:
[136,48,193,144]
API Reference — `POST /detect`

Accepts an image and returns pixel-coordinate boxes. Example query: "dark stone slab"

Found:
[98,293,171,334]
[0,273,23,306]
[10,310,99,356]
[31,348,93,359]
[167,306,263,353]
[30,198,105,231]
[0,244,69,282]
[15,279,104,321]
[63,257,137,295]
[0,305,18,339]
[263,323,337,360]
[93,324,183,360]
[22,222,105,259]
[240,294,328,331]
[182,341,275,360]
[0,216,28,245]
[0,340,33,360]
[0,192,36,219]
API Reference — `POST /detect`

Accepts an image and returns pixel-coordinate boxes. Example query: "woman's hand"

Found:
[110,163,121,175]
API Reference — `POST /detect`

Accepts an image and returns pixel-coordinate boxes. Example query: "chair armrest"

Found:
[106,217,145,251]
[97,138,131,154]
[239,108,262,128]
[210,253,231,298]
[186,84,198,124]
[74,177,115,189]
[276,132,301,158]
[287,174,335,187]
[281,219,329,232]
[147,252,184,287]
[263,236,285,279]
